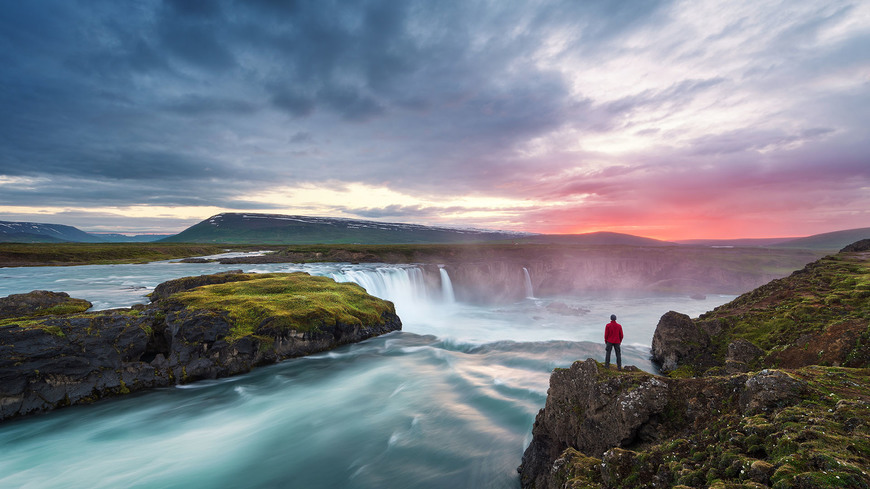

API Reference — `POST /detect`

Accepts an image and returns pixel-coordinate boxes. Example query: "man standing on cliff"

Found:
[604,314,623,371]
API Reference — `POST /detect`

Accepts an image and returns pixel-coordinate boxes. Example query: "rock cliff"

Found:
[652,246,870,376]
[0,271,401,422]
[519,243,870,488]
[519,359,869,488]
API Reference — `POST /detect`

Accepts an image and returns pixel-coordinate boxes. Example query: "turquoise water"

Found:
[0,257,732,488]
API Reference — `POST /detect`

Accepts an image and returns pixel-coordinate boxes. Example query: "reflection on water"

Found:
[0,258,733,488]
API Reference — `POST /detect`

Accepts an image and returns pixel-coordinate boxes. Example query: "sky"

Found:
[0,0,868,240]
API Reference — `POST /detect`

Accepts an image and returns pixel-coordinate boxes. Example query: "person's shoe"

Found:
[604,363,610,369]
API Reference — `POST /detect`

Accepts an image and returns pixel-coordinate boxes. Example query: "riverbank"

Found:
[0,243,272,267]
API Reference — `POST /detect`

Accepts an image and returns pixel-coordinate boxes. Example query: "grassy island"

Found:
[169,272,396,340]
[0,271,401,421]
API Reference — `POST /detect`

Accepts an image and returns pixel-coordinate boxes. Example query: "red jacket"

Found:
[604,320,623,344]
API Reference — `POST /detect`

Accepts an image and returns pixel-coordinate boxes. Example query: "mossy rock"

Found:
[167,272,397,340]
[661,250,870,377]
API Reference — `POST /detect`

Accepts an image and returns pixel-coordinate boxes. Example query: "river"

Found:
[0,254,733,488]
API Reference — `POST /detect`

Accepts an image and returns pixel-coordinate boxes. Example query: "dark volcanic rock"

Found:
[0,273,401,422]
[149,270,246,301]
[725,338,763,373]
[518,360,834,489]
[0,290,91,319]
[738,369,808,415]
[0,310,163,420]
[650,311,712,374]
[519,359,670,488]
[841,238,870,252]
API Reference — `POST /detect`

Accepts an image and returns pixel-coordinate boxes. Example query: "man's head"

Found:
[610,314,616,321]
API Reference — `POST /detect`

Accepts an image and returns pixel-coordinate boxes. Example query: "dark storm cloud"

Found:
[0,0,867,237]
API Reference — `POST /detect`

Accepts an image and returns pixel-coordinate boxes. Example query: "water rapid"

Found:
[0,257,734,488]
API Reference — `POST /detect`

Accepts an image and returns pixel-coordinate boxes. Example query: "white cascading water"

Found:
[439,267,455,304]
[327,266,432,306]
[324,265,455,325]
[523,267,535,299]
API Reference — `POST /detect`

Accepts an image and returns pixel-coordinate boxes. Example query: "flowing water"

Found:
[0,255,734,488]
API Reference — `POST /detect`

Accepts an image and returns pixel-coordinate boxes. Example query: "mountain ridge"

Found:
[158,212,534,244]
[2,214,868,248]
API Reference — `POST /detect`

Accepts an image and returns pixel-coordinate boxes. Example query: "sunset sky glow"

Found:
[1,0,868,239]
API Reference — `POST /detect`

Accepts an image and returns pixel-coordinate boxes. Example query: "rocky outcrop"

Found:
[841,238,870,252]
[0,273,401,422]
[650,311,713,374]
[521,242,870,488]
[650,245,870,376]
[148,269,246,300]
[518,360,866,489]
[0,290,91,318]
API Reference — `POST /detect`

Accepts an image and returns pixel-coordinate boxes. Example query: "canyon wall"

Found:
[431,246,824,303]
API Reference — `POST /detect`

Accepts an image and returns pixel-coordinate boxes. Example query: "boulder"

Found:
[650,311,711,374]
[738,369,807,415]
[149,270,246,301]
[0,290,91,319]
[725,338,763,373]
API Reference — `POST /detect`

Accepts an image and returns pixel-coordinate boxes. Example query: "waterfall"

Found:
[324,265,454,323]
[523,267,535,299]
[327,266,430,306]
[439,267,456,304]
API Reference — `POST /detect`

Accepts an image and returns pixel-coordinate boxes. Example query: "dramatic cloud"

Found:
[0,0,867,238]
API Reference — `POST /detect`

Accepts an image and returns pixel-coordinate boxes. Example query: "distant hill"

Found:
[510,232,674,247]
[676,237,793,247]
[160,213,533,244]
[675,227,870,250]
[88,233,172,243]
[0,221,102,243]
[772,227,870,250]
[0,221,172,243]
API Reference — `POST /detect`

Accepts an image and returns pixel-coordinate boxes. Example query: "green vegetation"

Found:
[554,367,870,489]
[0,243,266,266]
[696,252,870,370]
[170,272,395,340]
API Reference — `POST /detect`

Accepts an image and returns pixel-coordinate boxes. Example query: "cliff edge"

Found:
[519,242,870,488]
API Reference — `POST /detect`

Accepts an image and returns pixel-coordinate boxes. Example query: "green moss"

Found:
[39,300,92,315]
[668,364,696,378]
[694,253,870,368]
[551,366,870,489]
[171,272,395,339]
[0,317,66,337]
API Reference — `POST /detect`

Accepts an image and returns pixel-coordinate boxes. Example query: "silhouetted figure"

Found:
[604,314,623,370]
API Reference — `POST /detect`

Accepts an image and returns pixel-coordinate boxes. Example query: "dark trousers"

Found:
[605,342,621,369]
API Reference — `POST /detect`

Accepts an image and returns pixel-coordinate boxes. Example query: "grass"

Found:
[170,272,396,339]
[0,243,269,266]
[695,252,870,369]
